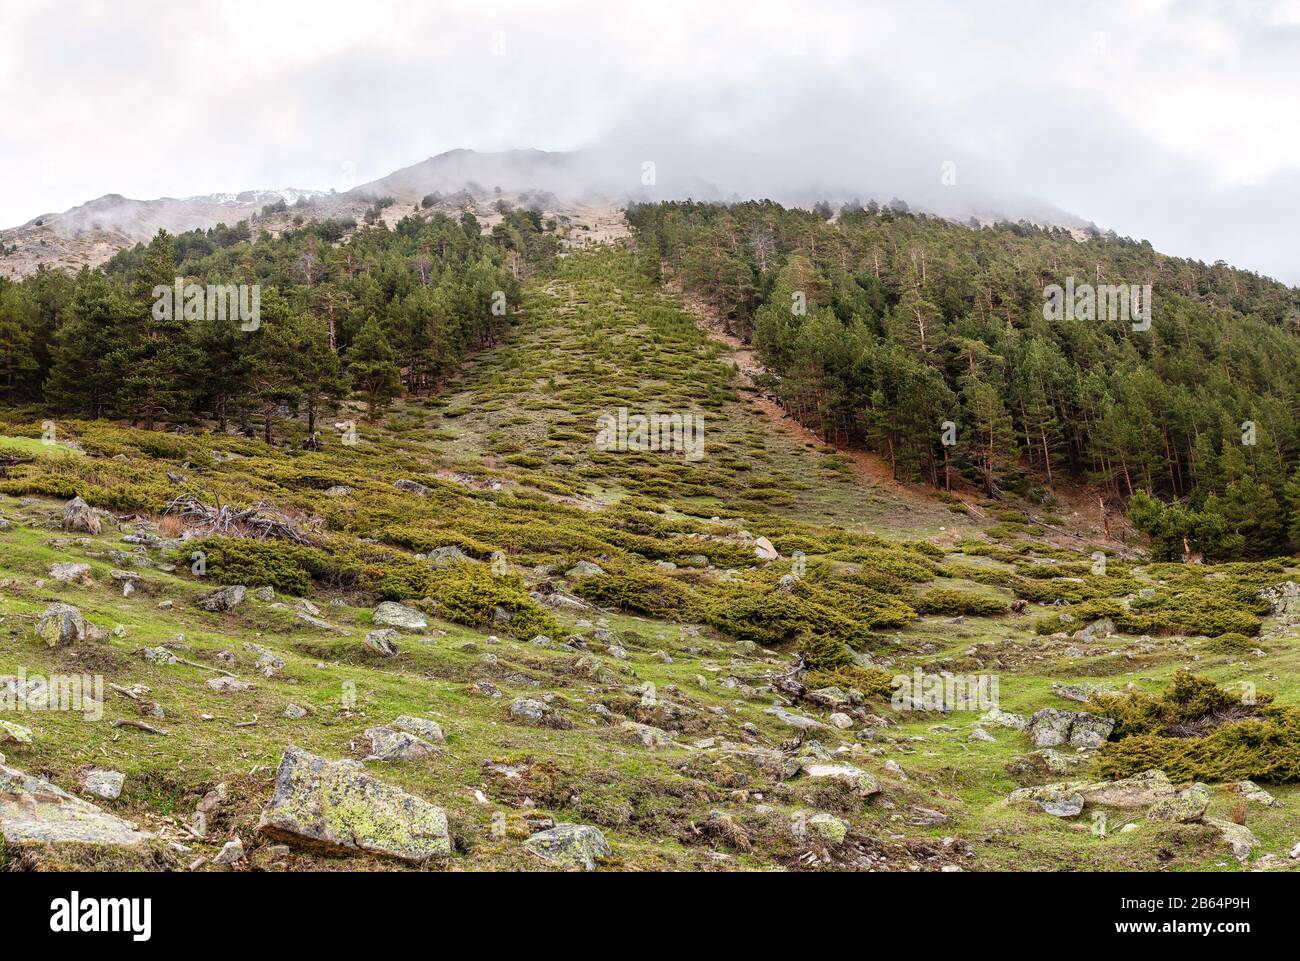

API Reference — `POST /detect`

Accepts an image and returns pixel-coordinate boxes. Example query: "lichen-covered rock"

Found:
[49,562,93,584]
[564,561,605,578]
[1039,793,1084,817]
[391,716,445,743]
[62,496,100,534]
[428,545,471,567]
[371,602,427,631]
[1072,617,1116,643]
[35,602,89,647]
[364,726,440,761]
[1228,780,1280,808]
[206,676,252,693]
[198,584,247,612]
[81,768,125,801]
[257,746,450,863]
[980,707,1027,730]
[363,629,401,657]
[806,812,849,845]
[1205,817,1258,862]
[0,720,34,746]
[1027,707,1114,749]
[524,823,611,871]
[620,721,674,750]
[1010,769,1176,811]
[1,760,153,855]
[393,478,431,496]
[1147,784,1210,823]
[509,698,550,724]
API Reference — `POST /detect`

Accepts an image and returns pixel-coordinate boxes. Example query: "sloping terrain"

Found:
[1,247,1298,872]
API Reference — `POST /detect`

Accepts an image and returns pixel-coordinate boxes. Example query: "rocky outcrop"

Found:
[1027,707,1114,749]
[371,602,427,631]
[257,746,450,863]
[62,496,100,534]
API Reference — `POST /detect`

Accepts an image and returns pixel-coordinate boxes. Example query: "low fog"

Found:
[2,0,1298,282]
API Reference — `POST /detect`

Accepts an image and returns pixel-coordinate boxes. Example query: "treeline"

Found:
[0,207,559,439]
[627,200,1300,559]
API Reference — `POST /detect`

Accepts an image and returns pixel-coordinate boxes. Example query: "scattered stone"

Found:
[980,707,1026,730]
[35,603,89,647]
[800,762,881,798]
[283,704,308,720]
[324,486,352,498]
[1039,793,1085,817]
[364,727,440,762]
[393,479,431,496]
[49,562,93,584]
[206,676,252,694]
[0,720,34,746]
[509,698,550,724]
[1072,617,1116,643]
[1147,784,1210,823]
[62,496,100,534]
[391,716,445,743]
[363,629,400,657]
[968,727,996,743]
[523,823,611,871]
[1205,817,1258,862]
[765,706,828,731]
[371,602,427,631]
[828,712,854,730]
[806,812,849,845]
[198,585,247,612]
[254,587,275,602]
[753,536,779,561]
[620,721,674,750]
[143,646,179,665]
[213,837,245,865]
[258,747,450,863]
[1027,707,1114,749]
[565,561,606,578]
[1228,780,1280,808]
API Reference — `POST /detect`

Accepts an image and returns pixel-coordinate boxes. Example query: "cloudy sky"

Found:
[2,0,1298,282]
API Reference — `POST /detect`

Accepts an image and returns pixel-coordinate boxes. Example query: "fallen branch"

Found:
[112,719,169,735]
[164,492,316,545]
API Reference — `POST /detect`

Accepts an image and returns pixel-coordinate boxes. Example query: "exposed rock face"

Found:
[62,496,100,534]
[1027,708,1114,749]
[371,602,427,631]
[35,602,89,647]
[524,823,611,871]
[0,760,153,856]
[753,536,779,561]
[257,746,450,863]
[198,584,247,612]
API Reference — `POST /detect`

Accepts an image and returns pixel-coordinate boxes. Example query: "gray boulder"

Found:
[62,496,100,534]
[364,726,440,762]
[198,585,247,612]
[35,603,89,647]
[524,823,611,871]
[258,746,450,863]
[371,602,427,631]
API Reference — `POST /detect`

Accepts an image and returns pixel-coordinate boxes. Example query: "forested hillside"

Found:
[627,201,1300,560]
[0,208,558,434]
